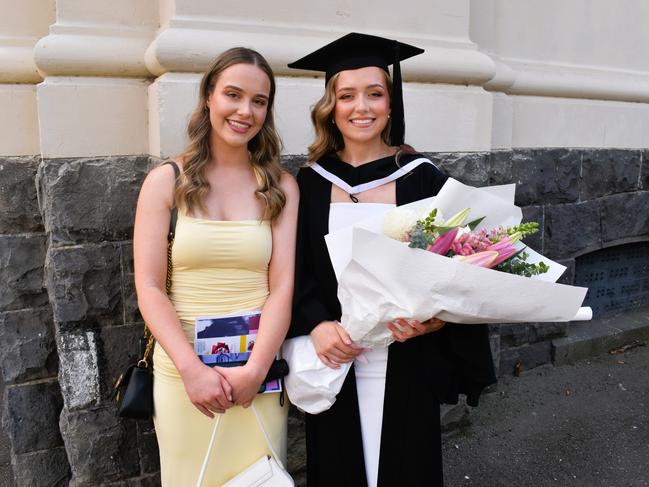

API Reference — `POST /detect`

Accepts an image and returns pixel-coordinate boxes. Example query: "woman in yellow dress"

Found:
[133,47,298,485]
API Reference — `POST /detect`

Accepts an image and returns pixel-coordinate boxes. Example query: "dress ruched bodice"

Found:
[169,211,272,342]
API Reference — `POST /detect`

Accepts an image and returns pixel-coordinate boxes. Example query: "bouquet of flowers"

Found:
[283,178,591,414]
[384,204,550,277]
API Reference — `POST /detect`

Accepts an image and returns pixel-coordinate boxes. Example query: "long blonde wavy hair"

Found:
[308,70,393,162]
[175,47,286,221]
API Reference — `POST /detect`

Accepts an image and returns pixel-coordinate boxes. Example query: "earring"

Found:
[331,118,335,125]
[387,114,391,119]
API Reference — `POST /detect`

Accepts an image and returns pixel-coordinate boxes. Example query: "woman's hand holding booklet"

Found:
[284,178,593,414]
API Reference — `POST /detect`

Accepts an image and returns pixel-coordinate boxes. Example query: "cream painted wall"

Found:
[1,0,648,158]
[0,0,54,155]
[493,0,649,72]
[470,0,649,148]
[171,0,469,41]
[0,85,40,155]
[150,76,493,159]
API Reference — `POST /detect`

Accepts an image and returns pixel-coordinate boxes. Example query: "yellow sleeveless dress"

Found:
[153,211,288,486]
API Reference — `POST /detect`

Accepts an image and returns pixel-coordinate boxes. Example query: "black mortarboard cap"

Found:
[288,32,424,146]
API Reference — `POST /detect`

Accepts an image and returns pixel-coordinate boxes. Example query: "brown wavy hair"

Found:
[308,70,393,162]
[175,47,286,221]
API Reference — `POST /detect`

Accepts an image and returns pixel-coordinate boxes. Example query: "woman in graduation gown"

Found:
[287,33,496,487]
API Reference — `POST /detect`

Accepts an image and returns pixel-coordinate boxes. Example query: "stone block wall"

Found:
[0,156,63,486]
[36,155,159,486]
[432,148,649,376]
[1,149,647,484]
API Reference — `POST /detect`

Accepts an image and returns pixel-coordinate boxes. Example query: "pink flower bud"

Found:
[427,227,459,255]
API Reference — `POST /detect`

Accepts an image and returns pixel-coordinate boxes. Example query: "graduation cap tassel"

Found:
[390,41,405,147]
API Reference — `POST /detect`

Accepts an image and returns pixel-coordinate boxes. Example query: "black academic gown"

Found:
[288,153,496,487]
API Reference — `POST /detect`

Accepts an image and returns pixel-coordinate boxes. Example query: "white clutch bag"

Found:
[196,403,294,487]
[222,454,293,487]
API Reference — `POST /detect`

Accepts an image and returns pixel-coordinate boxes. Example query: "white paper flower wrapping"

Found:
[284,178,591,414]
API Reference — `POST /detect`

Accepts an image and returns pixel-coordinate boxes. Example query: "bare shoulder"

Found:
[279,171,299,200]
[139,158,182,206]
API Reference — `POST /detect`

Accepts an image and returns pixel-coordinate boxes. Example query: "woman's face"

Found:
[333,66,391,146]
[207,63,271,149]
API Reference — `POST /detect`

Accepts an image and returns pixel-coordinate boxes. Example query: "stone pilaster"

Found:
[37,155,157,484]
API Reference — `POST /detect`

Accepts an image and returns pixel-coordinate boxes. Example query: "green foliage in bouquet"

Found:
[408,221,432,249]
[507,222,540,239]
[495,251,550,277]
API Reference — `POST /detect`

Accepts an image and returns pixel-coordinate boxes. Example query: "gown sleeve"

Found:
[288,168,333,338]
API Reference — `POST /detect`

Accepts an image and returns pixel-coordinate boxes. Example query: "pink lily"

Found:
[455,250,499,267]
[426,227,459,255]
[487,235,514,252]
[491,246,519,267]
[486,236,519,267]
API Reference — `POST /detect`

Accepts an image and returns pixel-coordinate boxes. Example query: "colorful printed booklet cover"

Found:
[194,311,281,393]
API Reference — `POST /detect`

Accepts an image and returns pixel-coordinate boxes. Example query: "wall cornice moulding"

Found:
[34,24,154,77]
[485,56,649,103]
[145,19,496,85]
[0,35,42,83]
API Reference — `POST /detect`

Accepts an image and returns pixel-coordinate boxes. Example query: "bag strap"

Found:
[140,160,181,367]
[196,403,284,487]
[164,160,180,242]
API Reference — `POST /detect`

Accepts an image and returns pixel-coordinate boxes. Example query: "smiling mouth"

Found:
[227,119,252,132]
[349,118,375,127]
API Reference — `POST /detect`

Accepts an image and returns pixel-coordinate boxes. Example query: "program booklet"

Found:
[194,310,282,394]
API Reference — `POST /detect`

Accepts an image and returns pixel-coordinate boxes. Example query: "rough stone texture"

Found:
[137,423,160,475]
[37,156,149,246]
[0,307,57,384]
[281,155,307,176]
[490,149,580,206]
[520,205,544,253]
[12,446,70,486]
[0,234,49,311]
[499,341,553,376]
[488,329,501,376]
[57,331,101,410]
[499,324,533,349]
[2,380,64,455]
[600,191,649,244]
[556,258,576,286]
[580,149,641,200]
[640,150,649,190]
[46,243,122,328]
[121,242,135,275]
[98,323,143,402]
[287,405,306,484]
[531,322,568,342]
[0,156,43,234]
[433,152,490,187]
[0,465,15,487]
[104,474,161,487]
[60,405,139,485]
[121,243,141,323]
[544,201,602,260]
[0,381,15,487]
